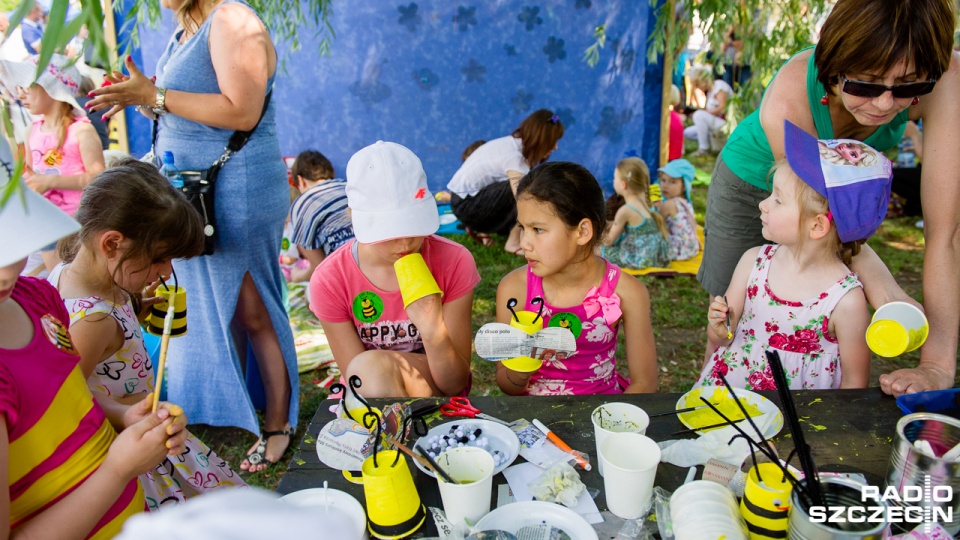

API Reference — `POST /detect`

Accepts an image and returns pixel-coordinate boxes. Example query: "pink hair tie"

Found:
[825,211,834,222]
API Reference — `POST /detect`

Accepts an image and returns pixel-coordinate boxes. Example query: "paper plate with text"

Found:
[676,386,783,438]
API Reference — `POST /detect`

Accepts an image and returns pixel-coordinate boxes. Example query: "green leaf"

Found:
[34,0,69,79]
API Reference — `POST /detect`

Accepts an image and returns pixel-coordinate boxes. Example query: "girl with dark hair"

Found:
[49,160,248,508]
[495,161,658,396]
[696,0,960,396]
[446,109,564,254]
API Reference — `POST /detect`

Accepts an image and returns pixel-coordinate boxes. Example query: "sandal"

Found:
[245,427,294,468]
[465,227,494,247]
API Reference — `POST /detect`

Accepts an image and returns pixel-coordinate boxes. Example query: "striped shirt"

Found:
[289,179,354,255]
[2,277,143,538]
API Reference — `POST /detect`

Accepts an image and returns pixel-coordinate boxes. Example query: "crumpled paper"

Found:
[527,461,586,508]
[658,412,777,467]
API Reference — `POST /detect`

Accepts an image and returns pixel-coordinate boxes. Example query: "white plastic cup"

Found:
[591,402,650,477]
[600,432,661,519]
[866,301,928,357]
[436,447,496,527]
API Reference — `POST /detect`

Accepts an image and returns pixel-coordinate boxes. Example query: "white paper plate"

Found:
[676,386,783,437]
[279,487,367,539]
[414,419,520,478]
[473,501,598,540]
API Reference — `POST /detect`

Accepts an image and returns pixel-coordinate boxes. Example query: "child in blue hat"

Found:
[656,159,700,261]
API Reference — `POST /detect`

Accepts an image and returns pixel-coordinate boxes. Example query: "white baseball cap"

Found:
[0,54,85,116]
[0,137,79,266]
[346,141,439,243]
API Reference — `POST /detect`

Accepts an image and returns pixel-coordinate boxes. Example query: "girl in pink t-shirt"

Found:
[496,162,659,396]
[310,141,480,398]
[12,56,105,270]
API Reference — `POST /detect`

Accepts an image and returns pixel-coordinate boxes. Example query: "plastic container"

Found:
[160,151,184,188]
[896,388,960,417]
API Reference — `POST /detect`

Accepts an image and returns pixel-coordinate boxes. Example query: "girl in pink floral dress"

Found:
[697,122,893,390]
[49,161,246,510]
[495,162,658,396]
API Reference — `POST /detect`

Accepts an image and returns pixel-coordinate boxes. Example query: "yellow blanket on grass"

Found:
[622,226,704,277]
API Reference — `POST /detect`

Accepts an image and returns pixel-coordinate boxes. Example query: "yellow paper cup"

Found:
[740,462,794,539]
[147,284,187,336]
[866,301,928,357]
[394,253,442,308]
[501,310,544,373]
[361,450,426,539]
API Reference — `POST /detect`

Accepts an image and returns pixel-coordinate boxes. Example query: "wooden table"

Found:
[278,388,902,538]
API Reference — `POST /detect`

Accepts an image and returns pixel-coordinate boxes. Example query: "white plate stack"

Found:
[670,480,748,540]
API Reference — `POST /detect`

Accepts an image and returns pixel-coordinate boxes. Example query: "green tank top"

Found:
[721,47,908,191]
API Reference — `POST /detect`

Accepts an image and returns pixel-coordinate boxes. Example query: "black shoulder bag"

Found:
[152,92,272,256]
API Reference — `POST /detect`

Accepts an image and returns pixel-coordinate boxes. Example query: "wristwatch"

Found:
[151,87,168,115]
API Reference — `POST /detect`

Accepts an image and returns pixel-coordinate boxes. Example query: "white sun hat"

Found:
[0,53,85,115]
[0,137,79,267]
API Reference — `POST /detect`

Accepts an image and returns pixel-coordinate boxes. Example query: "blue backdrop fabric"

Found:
[130,0,663,193]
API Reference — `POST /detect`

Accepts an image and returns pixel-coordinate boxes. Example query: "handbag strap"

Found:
[149,91,273,169]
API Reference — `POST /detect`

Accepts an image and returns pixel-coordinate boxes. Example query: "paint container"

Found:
[865,301,928,357]
[500,311,543,373]
[884,412,960,534]
[787,476,887,539]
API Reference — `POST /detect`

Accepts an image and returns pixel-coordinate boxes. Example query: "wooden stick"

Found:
[383,434,457,484]
[150,296,177,413]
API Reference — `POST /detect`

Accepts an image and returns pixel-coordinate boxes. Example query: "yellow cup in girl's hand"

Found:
[147,285,187,336]
[501,310,544,373]
[866,301,928,357]
[394,253,442,308]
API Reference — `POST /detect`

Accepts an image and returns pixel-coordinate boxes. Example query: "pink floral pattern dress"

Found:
[49,265,247,510]
[695,245,862,391]
[523,260,631,395]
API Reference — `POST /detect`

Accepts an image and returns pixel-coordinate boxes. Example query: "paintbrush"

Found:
[670,418,748,436]
[391,435,457,484]
[723,295,733,339]
[765,350,823,507]
[649,405,709,418]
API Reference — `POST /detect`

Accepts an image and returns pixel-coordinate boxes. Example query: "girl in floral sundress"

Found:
[49,160,247,510]
[496,161,658,396]
[697,121,893,391]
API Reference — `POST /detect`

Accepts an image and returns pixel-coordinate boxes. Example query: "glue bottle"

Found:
[160,151,184,189]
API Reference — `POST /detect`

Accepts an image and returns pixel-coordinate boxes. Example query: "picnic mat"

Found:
[622,226,704,277]
[286,282,337,376]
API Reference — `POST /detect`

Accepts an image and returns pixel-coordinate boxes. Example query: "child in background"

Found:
[656,158,700,261]
[0,148,187,537]
[497,161,658,395]
[668,85,684,160]
[0,55,105,271]
[288,150,354,282]
[697,121,883,391]
[310,141,480,398]
[49,160,247,507]
[601,157,670,269]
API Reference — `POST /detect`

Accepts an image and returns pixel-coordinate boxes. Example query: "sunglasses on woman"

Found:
[841,75,938,99]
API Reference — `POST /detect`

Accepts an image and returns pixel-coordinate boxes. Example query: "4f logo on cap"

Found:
[414,188,426,199]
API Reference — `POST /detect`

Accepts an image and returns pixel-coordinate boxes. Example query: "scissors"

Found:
[440,397,511,426]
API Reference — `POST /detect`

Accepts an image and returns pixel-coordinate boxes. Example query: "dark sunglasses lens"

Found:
[843,80,885,98]
[891,81,936,98]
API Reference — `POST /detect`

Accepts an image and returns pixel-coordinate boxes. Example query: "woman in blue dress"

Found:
[89,0,297,472]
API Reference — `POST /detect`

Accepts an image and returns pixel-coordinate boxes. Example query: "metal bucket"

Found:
[884,412,960,534]
[788,476,887,540]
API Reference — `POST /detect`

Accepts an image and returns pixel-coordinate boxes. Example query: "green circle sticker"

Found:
[548,312,582,338]
[352,291,384,323]
[281,237,291,250]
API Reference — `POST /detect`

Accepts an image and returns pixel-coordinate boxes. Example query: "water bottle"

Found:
[160,151,184,189]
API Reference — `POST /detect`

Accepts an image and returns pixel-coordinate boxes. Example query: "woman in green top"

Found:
[698,0,958,397]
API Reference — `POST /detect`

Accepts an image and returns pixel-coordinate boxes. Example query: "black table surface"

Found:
[277,388,902,537]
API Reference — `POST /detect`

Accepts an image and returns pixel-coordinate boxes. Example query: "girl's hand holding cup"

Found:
[104,408,179,481]
[121,394,189,456]
[136,277,167,323]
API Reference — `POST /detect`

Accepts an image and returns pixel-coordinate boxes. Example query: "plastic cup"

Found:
[866,301,928,357]
[740,462,794,539]
[436,447,496,527]
[500,310,544,373]
[394,253,441,308]
[361,450,426,539]
[591,403,650,477]
[600,432,661,519]
[147,284,187,336]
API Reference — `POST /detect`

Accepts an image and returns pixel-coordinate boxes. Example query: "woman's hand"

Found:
[85,56,157,120]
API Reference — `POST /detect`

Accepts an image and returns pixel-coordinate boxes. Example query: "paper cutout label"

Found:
[474,323,576,361]
[315,418,376,471]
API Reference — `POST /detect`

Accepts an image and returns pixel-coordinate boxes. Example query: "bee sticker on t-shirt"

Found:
[41,313,79,355]
[42,149,63,167]
[352,291,384,323]
[548,312,582,339]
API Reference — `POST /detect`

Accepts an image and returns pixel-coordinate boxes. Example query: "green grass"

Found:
[196,155,938,491]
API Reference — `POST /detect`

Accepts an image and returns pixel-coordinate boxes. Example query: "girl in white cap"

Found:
[0,54,105,271]
[0,139,188,538]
